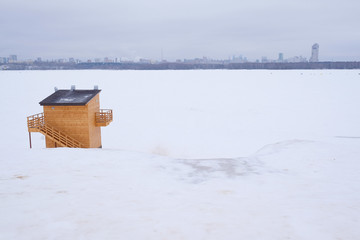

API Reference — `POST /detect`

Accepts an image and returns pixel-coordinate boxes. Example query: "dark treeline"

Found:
[2,61,360,70]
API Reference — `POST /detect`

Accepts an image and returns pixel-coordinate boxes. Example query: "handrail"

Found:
[96,109,113,124]
[38,124,83,148]
[27,112,45,129]
[27,112,84,148]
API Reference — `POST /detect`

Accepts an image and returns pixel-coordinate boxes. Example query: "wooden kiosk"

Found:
[27,87,112,148]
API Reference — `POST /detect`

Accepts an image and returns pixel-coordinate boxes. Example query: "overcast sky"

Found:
[1,0,359,61]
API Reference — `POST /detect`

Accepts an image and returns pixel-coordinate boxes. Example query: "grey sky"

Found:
[1,0,359,61]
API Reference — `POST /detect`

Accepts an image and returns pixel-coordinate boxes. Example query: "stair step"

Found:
[27,112,84,148]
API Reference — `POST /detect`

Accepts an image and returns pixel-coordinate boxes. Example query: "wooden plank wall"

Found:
[43,93,102,148]
[87,94,102,148]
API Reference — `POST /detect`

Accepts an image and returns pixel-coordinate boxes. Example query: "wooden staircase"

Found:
[27,113,84,148]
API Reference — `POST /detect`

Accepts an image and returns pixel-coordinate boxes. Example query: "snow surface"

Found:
[1,70,360,239]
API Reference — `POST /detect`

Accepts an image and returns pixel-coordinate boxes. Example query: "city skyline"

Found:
[0,43,326,64]
[1,49,314,64]
[1,42,358,63]
[1,0,360,62]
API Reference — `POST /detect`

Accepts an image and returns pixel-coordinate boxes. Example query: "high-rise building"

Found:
[278,53,284,62]
[0,57,6,63]
[309,43,319,62]
[9,55,17,63]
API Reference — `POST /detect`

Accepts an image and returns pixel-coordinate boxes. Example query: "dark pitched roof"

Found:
[39,89,101,106]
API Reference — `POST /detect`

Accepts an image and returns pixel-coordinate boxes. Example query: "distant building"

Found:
[278,53,284,62]
[231,55,244,63]
[309,43,319,62]
[104,57,114,63]
[9,55,17,63]
[287,56,307,63]
[139,58,151,64]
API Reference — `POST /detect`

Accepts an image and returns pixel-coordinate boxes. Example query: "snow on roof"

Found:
[39,89,101,106]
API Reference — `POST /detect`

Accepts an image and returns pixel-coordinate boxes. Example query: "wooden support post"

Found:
[29,132,32,149]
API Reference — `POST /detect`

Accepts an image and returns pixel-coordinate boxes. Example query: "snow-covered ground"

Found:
[1,70,360,239]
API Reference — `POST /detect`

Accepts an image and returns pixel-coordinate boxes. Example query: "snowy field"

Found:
[1,70,360,239]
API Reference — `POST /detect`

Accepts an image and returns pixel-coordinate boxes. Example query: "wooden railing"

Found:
[38,123,83,148]
[27,112,84,148]
[27,112,45,130]
[95,109,113,126]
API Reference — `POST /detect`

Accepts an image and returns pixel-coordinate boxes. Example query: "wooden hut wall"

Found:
[87,94,102,148]
[43,105,91,147]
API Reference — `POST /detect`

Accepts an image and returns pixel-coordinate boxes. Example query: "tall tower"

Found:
[278,53,284,62]
[309,43,319,62]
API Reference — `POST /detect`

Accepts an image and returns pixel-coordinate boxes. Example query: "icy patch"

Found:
[174,157,262,183]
